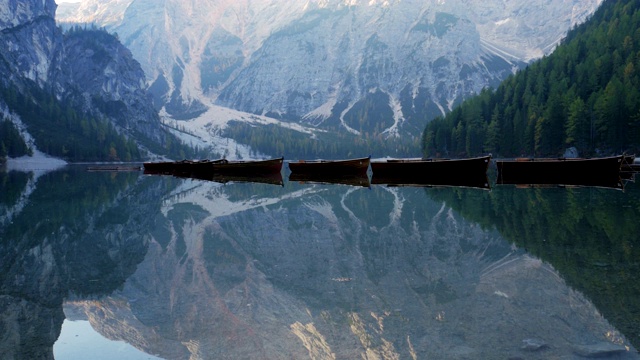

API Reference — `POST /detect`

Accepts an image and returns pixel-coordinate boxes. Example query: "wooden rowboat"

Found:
[87,165,142,172]
[371,155,491,187]
[288,156,370,176]
[144,157,284,177]
[142,160,177,174]
[173,159,227,175]
[210,157,284,175]
[496,155,624,188]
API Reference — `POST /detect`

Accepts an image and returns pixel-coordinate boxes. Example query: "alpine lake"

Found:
[1,164,640,359]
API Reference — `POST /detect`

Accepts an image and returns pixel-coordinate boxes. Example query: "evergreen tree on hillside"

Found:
[423,0,640,157]
[0,25,201,162]
[0,119,30,160]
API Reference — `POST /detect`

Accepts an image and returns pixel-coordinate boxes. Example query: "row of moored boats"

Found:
[143,154,639,189]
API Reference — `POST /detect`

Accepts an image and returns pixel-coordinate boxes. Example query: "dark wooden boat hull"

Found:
[87,165,142,172]
[289,173,370,187]
[144,158,284,177]
[496,155,623,188]
[210,157,284,175]
[172,159,223,176]
[288,157,370,176]
[142,161,176,174]
[371,155,491,187]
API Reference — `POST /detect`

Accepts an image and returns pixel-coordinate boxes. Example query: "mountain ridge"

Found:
[0,0,196,162]
[422,0,640,157]
[57,0,603,147]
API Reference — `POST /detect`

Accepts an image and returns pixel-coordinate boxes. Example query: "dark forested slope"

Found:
[423,0,640,158]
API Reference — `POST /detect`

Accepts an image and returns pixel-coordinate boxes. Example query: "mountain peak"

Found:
[56,0,602,156]
[0,0,57,30]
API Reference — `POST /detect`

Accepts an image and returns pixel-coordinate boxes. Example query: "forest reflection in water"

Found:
[0,166,639,359]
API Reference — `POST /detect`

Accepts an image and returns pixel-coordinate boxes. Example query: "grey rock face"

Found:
[58,0,602,137]
[53,30,165,142]
[0,0,57,31]
[0,0,166,151]
[0,3,61,86]
[521,338,548,351]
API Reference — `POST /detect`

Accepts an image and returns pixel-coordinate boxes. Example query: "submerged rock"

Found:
[521,338,548,351]
[564,147,580,158]
[573,342,628,358]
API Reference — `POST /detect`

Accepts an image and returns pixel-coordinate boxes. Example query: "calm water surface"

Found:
[1,166,639,359]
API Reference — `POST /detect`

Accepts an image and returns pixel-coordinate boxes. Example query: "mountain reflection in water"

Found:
[1,167,639,359]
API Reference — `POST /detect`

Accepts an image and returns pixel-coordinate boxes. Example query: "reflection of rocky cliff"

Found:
[0,168,174,359]
[72,181,637,359]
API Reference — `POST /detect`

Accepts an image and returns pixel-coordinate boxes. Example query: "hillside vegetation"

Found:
[422,0,640,158]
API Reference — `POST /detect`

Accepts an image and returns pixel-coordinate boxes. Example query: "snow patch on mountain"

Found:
[55,0,132,26]
[161,103,321,159]
[302,92,339,125]
[383,92,405,138]
[0,104,66,226]
[56,0,604,142]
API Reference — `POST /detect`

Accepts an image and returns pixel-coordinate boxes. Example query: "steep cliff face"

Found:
[0,0,60,86]
[0,0,167,159]
[58,0,602,139]
[54,29,165,142]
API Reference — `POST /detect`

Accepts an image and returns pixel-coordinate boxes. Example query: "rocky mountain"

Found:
[54,27,164,141]
[0,0,60,87]
[0,0,173,162]
[58,0,603,142]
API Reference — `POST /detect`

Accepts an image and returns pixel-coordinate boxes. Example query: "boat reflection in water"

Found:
[508,182,625,191]
[371,175,491,190]
[166,170,284,186]
[288,172,371,187]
